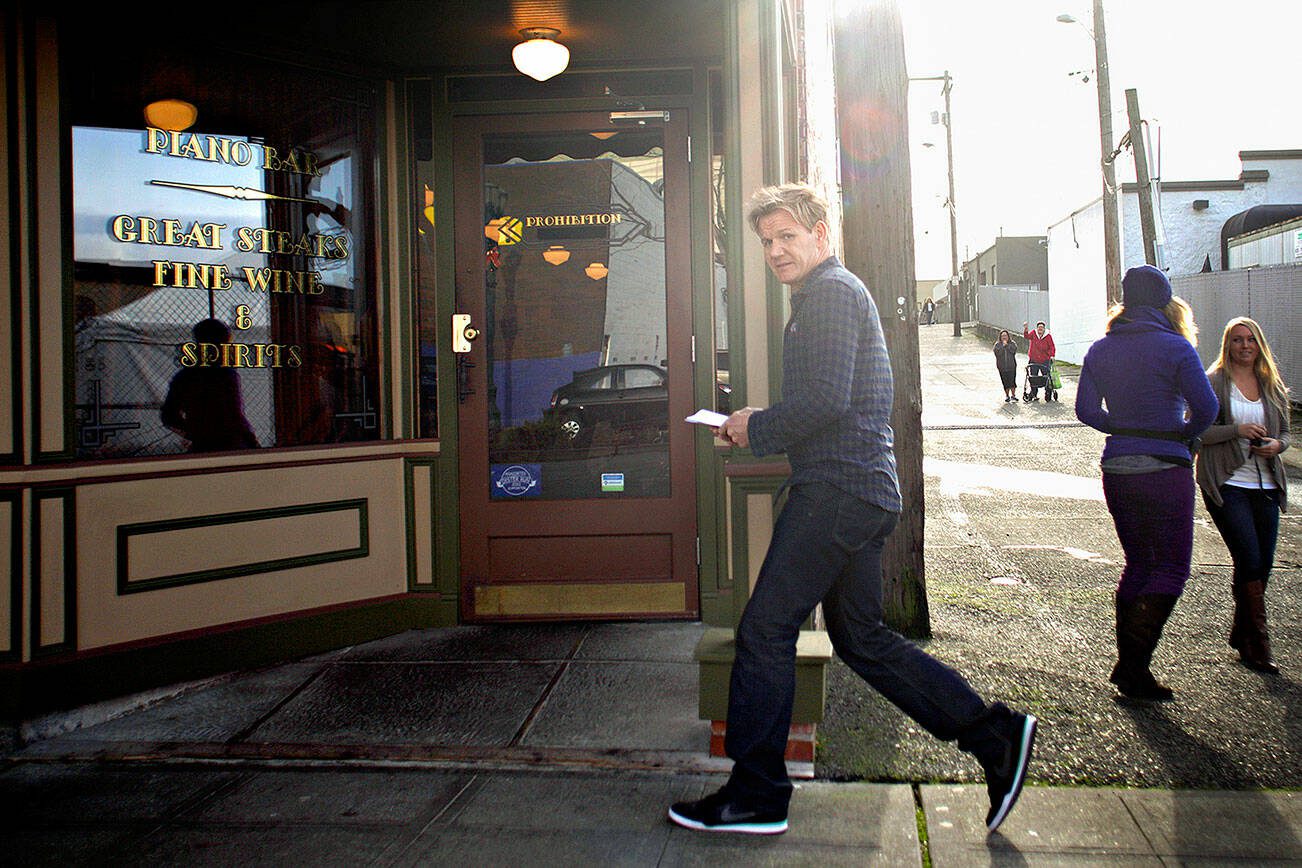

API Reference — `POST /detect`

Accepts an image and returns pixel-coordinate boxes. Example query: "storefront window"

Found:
[68,48,379,458]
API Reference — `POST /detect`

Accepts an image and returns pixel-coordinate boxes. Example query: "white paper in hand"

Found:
[685,409,729,427]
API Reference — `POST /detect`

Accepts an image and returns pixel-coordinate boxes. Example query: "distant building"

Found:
[962,235,1049,293]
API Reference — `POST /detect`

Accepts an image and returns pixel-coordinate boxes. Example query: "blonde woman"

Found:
[1196,317,1290,673]
[1076,266,1218,700]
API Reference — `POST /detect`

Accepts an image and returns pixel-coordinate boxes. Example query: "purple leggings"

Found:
[1102,466,1195,601]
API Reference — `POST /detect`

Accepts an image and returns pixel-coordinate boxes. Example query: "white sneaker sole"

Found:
[986,713,1038,833]
[667,807,788,835]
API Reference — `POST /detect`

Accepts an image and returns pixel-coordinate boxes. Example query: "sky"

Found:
[900,0,1302,278]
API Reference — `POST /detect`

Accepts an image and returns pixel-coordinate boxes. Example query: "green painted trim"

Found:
[115,498,369,595]
[0,594,448,720]
[403,457,440,594]
[375,77,403,440]
[30,487,76,657]
[2,489,21,663]
[28,14,77,463]
[429,74,462,610]
[391,78,416,440]
[725,469,788,626]
[2,11,23,465]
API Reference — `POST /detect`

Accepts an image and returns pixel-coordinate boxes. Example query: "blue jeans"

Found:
[1203,484,1281,587]
[724,482,987,809]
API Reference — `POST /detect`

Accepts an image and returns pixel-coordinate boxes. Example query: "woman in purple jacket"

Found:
[1076,266,1218,700]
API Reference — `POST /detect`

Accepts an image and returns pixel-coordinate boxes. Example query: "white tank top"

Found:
[1226,381,1277,490]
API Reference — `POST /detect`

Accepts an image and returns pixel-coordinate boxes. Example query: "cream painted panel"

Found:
[35,20,63,454]
[39,497,65,647]
[0,500,11,653]
[76,459,408,650]
[745,491,773,596]
[412,464,433,586]
[125,509,362,583]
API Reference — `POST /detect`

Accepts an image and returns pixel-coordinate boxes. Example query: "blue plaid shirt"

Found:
[747,257,902,513]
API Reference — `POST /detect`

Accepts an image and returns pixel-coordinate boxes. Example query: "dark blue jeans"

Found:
[1102,466,1195,600]
[724,482,987,810]
[1203,484,1281,587]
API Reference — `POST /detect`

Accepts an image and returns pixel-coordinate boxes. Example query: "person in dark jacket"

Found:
[1076,266,1218,700]
[994,330,1019,402]
[1196,317,1290,673]
[668,183,1036,837]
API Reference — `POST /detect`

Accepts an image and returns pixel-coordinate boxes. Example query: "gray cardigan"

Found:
[1195,368,1290,512]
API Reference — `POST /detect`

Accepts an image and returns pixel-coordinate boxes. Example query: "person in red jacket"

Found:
[1022,320,1056,402]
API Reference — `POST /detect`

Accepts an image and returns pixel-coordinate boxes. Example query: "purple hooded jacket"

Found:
[1075,306,1218,462]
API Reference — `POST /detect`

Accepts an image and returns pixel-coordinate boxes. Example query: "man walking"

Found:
[668,184,1036,836]
[1022,320,1056,402]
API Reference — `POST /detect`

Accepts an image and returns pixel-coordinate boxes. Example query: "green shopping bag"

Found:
[1050,365,1063,390]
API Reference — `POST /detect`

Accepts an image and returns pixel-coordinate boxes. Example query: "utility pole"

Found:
[835,0,929,637]
[909,72,961,336]
[942,72,961,336]
[1092,0,1122,304]
[1125,88,1159,267]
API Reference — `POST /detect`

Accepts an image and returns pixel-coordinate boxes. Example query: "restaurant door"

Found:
[452,111,698,622]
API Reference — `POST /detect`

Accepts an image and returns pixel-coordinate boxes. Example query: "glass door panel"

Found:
[481,129,670,501]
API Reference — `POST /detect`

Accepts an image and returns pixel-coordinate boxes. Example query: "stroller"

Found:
[1022,361,1059,402]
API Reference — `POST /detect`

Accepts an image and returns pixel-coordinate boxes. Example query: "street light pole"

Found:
[910,72,961,336]
[1060,2,1121,305]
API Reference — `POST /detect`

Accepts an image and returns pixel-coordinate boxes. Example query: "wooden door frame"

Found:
[450,109,699,622]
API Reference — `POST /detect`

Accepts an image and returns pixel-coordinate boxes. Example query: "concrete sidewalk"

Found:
[6,759,1300,865]
[7,619,1302,865]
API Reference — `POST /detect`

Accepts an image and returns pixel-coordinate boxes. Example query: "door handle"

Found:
[452,313,480,353]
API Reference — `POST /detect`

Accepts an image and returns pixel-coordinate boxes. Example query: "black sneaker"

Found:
[668,789,788,835]
[983,710,1038,833]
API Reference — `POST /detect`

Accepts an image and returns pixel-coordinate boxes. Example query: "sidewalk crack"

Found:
[507,626,589,747]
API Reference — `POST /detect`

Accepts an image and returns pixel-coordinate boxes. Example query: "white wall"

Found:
[1242,153,1302,194]
[1122,183,1269,274]
[1044,197,1109,364]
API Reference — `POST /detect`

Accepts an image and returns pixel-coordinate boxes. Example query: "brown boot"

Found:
[1238,581,1279,674]
[1110,593,1177,700]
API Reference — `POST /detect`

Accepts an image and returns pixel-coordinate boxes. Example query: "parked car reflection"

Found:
[550,364,667,447]
[547,363,733,449]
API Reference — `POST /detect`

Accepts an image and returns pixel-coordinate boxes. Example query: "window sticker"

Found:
[600,472,625,493]
[492,463,542,498]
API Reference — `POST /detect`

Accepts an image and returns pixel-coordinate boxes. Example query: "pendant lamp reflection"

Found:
[585,262,609,280]
[512,28,570,82]
[144,99,198,132]
[543,245,571,265]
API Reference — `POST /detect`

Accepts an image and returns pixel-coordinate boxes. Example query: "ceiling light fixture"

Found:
[144,99,198,132]
[512,27,570,82]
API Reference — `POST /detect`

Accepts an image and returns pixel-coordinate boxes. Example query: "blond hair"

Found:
[1105,296,1197,347]
[1208,316,1291,414]
[746,184,828,234]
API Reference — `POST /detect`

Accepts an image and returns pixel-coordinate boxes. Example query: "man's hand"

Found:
[713,407,757,449]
